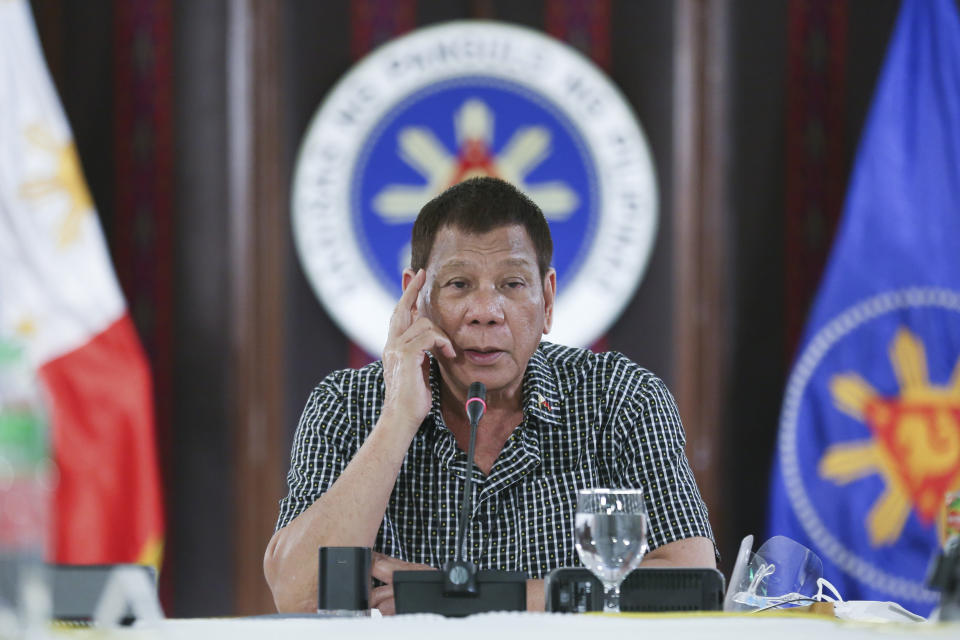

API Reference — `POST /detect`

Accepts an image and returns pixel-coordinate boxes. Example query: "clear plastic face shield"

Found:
[724,535,841,612]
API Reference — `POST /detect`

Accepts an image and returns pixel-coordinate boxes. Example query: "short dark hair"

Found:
[410,177,553,278]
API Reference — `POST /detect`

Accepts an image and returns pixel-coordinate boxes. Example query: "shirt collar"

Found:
[520,345,563,427]
[423,343,564,431]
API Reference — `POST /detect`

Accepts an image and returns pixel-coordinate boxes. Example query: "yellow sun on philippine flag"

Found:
[18,124,94,248]
[819,327,960,547]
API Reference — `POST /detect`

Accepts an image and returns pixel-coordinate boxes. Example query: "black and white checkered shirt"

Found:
[276,342,714,578]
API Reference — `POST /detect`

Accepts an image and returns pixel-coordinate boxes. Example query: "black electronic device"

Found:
[393,569,527,616]
[545,567,726,613]
[317,547,371,612]
[393,382,527,616]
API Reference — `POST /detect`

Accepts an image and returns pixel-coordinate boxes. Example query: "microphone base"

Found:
[393,569,526,617]
[442,559,479,596]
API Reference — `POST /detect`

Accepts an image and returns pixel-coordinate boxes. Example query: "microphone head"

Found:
[465,382,486,424]
[467,382,486,403]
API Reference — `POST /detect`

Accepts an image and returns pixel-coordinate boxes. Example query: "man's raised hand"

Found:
[381,269,456,432]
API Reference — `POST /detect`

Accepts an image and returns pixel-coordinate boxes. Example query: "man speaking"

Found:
[264,177,716,614]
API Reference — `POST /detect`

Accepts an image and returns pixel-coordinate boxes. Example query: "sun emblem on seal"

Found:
[371,98,579,223]
[819,327,960,547]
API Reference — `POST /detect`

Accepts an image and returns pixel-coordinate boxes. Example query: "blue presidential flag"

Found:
[767,0,960,615]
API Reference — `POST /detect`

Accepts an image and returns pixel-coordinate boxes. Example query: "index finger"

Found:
[390,269,426,333]
[372,555,404,584]
[371,552,435,584]
[401,268,426,308]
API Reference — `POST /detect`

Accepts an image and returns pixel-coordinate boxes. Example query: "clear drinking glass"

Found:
[574,488,649,612]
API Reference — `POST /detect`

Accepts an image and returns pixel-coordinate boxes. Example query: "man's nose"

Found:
[465,287,505,325]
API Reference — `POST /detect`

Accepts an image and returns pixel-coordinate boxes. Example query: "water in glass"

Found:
[575,513,647,584]
[574,488,648,612]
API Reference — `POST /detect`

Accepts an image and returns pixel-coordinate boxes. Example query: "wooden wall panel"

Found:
[671,0,730,561]
[228,0,287,616]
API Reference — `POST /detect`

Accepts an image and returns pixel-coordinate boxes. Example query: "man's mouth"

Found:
[463,348,504,365]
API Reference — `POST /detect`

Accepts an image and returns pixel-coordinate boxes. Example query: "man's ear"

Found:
[542,268,557,334]
[401,268,416,292]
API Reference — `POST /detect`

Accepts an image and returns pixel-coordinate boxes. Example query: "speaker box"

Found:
[546,567,725,613]
[393,569,526,616]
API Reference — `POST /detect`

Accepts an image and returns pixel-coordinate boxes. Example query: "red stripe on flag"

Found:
[39,314,164,564]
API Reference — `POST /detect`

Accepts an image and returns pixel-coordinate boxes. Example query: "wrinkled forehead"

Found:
[427,224,538,272]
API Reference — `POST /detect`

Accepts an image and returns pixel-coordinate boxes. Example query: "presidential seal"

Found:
[291,21,657,356]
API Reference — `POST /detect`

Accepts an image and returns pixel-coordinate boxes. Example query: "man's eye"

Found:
[505,280,525,289]
[449,280,468,289]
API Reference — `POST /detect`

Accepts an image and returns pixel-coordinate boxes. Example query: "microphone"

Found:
[444,382,486,596]
[391,378,526,614]
[465,381,486,425]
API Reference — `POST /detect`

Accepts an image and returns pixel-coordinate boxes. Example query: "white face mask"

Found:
[732,568,843,611]
[833,600,925,623]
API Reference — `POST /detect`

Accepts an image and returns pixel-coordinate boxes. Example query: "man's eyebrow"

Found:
[437,257,535,271]
[500,257,535,269]
[436,259,471,272]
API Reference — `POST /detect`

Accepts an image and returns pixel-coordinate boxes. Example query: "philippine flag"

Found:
[0,0,164,568]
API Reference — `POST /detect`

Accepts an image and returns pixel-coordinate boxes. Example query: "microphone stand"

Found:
[391,381,527,616]
[443,382,485,596]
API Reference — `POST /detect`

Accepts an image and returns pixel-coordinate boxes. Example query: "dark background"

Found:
[29,0,910,616]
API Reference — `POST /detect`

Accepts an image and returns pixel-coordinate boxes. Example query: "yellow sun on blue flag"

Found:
[767,0,960,616]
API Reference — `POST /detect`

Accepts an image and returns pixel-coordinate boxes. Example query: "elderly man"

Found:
[264,177,716,614]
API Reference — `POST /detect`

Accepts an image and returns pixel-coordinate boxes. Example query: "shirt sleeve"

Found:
[612,369,717,555]
[275,374,356,531]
